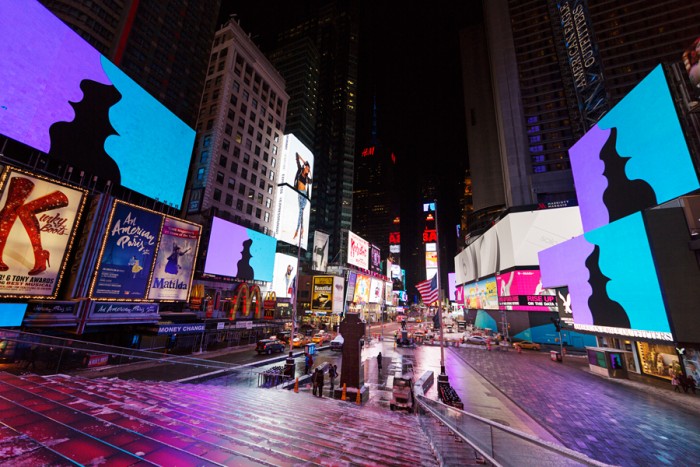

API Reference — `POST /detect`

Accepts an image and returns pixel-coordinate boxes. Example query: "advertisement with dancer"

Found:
[0,168,86,298]
[92,201,163,300]
[147,216,201,301]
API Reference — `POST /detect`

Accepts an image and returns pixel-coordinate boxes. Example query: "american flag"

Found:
[416,274,439,305]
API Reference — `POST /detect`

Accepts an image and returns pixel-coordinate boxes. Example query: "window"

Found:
[271,157,276,168]
[243,90,249,101]
[247,125,254,136]
[217,61,225,71]
[261,166,267,176]
[233,80,240,92]
[256,133,262,143]
[216,171,224,184]
[196,167,205,180]
[245,139,252,150]
[246,204,253,215]
[264,212,270,223]
[265,198,271,208]
[241,104,247,114]
[206,120,214,130]
[230,94,238,106]
[227,109,235,120]
[272,145,277,155]
[236,199,244,210]
[241,168,248,179]
[233,147,240,158]
[243,153,250,164]
[267,184,273,194]
[238,183,246,195]
[222,139,230,152]
[265,138,270,149]
[252,98,258,109]
[256,193,263,205]
[213,189,221,201]
[238,117,245,128]
[269,171,275,181]
[255,207,262,219]
[219,155,227,167]
[250,174,257,185]
[202,135,212,147]
[248,188,255,199]
[225,124,232,136]
[228,178,235,189]
[235,132,243,144]
[200,150,209,163]
[231,162,238,173]
[225,193,233,206]
[254,146,261,156]
[263,152,269,162]
[259,179,266,189]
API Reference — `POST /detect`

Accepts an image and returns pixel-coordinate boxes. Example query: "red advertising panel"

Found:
[496,269,557,312]
[0,168,87,298]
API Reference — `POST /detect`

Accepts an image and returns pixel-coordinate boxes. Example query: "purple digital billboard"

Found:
[204,217,276,282]
[0,1,195,208]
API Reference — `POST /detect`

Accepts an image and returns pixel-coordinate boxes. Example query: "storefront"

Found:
[636,341,680,380]
[585,346,632,379]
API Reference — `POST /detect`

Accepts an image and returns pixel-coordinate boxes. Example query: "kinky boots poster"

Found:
[0,169,86,298]
[92,201,163,300]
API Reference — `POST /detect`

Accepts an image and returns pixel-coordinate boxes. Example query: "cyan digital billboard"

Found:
[0,1,195,208]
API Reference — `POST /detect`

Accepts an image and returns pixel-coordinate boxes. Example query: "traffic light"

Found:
[551,316,561,332]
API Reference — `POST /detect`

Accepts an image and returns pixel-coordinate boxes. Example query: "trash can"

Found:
[550,350,562,362]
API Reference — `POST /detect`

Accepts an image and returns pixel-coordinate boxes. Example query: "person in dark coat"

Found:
[377,352,383,373]
[315,367,325,398]
[328,364,338,395]
[312,368,319,396]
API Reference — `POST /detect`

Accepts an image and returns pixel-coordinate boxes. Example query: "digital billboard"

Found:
[279,134,315,199]
[496,269,557,312]
[147,217,201,301]
[465,277,498,310]
[539,212,671,340]
[0,303,28,327]
[204,217,276,282]
[370,244,381,273]
[369,278,383,304]
[0,169,87,298]
[271,253,298,299]
[353,274,371,304]
[0,2,195,209]
[347,230,369,270]
[92,201,163,300]
[273,184,310,249]
[312,231,329,272]
[345,271,357,303]
[332,276,345,313]
[448,272,456,302]
[311,276,333,312]
[570,65,699,232]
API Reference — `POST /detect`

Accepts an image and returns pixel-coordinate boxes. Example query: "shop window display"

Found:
[636,342,679,380]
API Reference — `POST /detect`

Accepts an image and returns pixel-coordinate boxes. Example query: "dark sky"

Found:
[218,1,482,286]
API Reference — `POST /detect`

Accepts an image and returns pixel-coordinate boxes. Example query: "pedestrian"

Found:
[328,364,337,395]
[312,368,319,396]
[304,353,313,375]
[672,374,681,392]
[377,352,382,373]
[316,366,324,398]
[687,374,697,394]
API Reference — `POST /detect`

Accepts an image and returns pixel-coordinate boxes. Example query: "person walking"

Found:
[672,374,681,392]
[328,364,337,396]
[377,352,383,374]
[315,366,324,398]
[312,368,319,396]
[304,353,313,375]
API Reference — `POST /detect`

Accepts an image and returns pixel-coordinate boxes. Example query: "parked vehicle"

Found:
[256,339,285,355]
[514,340,541,351]
[390,374,414,412]
[465,335,488,346]
[330,334,344,351]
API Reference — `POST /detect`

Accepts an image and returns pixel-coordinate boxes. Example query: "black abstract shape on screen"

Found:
[236,238,254,280]
[586,244,631,328]
[601,127,656,223]
[48,79,122,185]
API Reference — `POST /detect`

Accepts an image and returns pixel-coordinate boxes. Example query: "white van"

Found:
[330,334,344,351]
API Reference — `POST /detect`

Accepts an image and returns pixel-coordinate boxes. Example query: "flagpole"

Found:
[434,199,446,376]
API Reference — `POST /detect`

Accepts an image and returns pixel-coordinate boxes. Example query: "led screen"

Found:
[347,231,369,270]
[370,244,381,273]
[570,65,699,232]
[273,184,310,249]
[312,276,333,312]
[280,134,315,199]
[204,217,276,282]
[147,217,201,301]
[332,276,345,313]
[312,231,329,272]
[345,272,357,303]
[369,278,383,304]
[353,274,371,304]
[0,169,86,298]
[92,201,163,300]
[448,272,456,302]
[539,212,671,340]
[0,1,195,208]
[496,269,557,312]
[465,277,498,310]
[271,253,298,299]
[0,303,27,326]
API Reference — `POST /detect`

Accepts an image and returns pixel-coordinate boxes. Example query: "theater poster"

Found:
[147,217,201,301]
[0,168,86,298]
[92,201,163,300]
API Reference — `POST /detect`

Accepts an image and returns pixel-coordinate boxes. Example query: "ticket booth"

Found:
[586,346,630,379]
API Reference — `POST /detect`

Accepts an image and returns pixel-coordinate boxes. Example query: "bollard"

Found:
[341,383,347,401]
[294,377,299,393]
[356,388,361,405]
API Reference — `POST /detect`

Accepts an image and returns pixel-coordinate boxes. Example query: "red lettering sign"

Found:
[389,232,400,244]
[423,229,437,243]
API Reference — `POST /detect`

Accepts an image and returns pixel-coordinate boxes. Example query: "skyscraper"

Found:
[39,0,219,127]
[183,17,288,237]
[464,0,700,220]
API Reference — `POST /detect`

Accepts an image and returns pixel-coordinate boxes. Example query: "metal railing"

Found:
[414,393,613,467]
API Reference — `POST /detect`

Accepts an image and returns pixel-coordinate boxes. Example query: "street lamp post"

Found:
[284,227,304,379]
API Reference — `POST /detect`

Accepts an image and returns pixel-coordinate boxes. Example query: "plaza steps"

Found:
[0,371,439,466]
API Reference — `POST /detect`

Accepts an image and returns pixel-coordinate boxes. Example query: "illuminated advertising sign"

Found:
[0,1,195,208]
[455,285,464,304]
[0,303,27,326]
[384,281,393,304]
[465,277,498,310]
[271,253,298,299]
[353,274,371,304]
[0,169,86,298]
[369,278,383,304]
[370,244,381,273]
[345,271,357,303]
[389,231,400,244]
[274,185,310,249]
[347,230,369,270]
[204,217,276,282]
[147,217,201,301]
[496,270,556,312]
[280,134,315,198]
[390,264,402,279]
[425,251,437,270]
[448,272,456,302]
[332,276,344,313]
[312,276,333,312]
[539,212,672,341]
[390,245,400,254]
[423,229,437,243]
[88,301,160,323]
[92,201,163,300]
[312,231,329,272]
[570,65,699,232]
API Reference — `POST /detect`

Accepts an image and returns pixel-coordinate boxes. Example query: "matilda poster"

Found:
[147,217,200,301]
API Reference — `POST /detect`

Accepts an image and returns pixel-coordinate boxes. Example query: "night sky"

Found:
[218,1,482,289]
